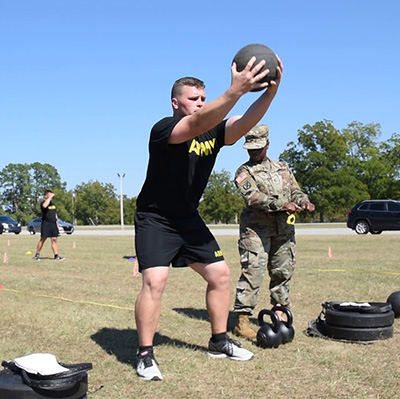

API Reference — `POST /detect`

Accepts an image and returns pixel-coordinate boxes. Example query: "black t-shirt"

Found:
[137,116,227,218]
[41,201,57,223]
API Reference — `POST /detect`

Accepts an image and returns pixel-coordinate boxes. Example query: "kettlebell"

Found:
[272,305,295,344]
[256,309,282,348]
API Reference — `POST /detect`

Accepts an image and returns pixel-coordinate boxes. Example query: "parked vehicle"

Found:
[0,215,22,234]
[27,217,75,235]
[346,199,400,234]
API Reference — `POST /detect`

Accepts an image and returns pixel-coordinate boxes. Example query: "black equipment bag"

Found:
[0,360,92,399]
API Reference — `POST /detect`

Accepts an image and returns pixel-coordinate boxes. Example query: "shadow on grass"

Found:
[172,307,238,332]
[91,328,207,367]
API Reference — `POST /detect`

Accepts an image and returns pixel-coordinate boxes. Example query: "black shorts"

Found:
[134,211,224,271]
[41,221,59,238]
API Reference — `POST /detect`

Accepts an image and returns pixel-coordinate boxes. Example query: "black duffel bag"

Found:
[0,358,92,399]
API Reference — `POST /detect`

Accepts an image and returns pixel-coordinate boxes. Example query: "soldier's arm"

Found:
[234,167,286,211]
[289,170,311,205]
[287,169,315,212]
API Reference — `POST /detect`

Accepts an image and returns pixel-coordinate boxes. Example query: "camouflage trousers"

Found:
[233,231,296,314]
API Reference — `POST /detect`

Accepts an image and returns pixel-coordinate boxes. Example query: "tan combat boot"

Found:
[233,313,257,339]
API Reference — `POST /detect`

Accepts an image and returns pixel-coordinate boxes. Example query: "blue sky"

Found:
[1,1,399,198]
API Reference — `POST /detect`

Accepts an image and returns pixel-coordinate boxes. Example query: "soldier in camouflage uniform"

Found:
[233,125,315,339]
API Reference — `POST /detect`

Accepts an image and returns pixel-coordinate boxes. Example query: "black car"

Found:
[0,215,22,234]
[346,199,400,234]
[27,217,75,235]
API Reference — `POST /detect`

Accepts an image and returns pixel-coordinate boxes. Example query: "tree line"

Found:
[280,120,400,221]
[1,120,399,225]
[0,163,137,225]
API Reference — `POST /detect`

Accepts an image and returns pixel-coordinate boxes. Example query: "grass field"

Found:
[1,230,400,399]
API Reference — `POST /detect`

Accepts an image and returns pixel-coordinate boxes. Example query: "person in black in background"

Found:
[34,190,65,261]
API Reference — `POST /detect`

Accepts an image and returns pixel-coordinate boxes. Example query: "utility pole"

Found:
[117,173,125,229]
[72,191,76,225]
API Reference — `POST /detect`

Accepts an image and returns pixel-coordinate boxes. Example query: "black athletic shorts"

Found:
[41,221,59,238]
[134,211,224,271]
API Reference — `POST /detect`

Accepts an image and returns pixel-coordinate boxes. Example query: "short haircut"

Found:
[44,189,53,195]
[171,77,205,99]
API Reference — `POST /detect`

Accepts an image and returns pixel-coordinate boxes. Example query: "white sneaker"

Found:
[136,352,163,381]
[208,335,254,361]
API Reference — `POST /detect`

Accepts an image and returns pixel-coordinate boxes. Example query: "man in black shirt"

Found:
[34,190,65,261]
[135,55,283,380]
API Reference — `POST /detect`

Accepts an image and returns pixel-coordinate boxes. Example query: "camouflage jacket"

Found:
[234,158,310,237]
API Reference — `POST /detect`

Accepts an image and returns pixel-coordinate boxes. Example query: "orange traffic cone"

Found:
[3,252,9,263]
[73,241,76,249]
[327,246,333,258]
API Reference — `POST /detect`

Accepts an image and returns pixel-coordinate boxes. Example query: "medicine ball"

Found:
[232,43,278,91]
[387,291,400,318]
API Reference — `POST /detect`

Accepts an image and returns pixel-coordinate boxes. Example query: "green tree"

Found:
[199,170,243,224]
[343,122,400,199]
[0,163,30,215]
[382,133,400,198]
[0,162,66,224]
[74,180,119,225]
[52,189,78,223]
[124,196,137,225]
[280,120,369,222]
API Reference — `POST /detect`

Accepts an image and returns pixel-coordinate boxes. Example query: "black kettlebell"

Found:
[272,305,295,344]
[256,309,282,348]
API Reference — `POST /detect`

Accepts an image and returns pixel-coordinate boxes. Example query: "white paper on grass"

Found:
[14,353,69,376]
[339,302,371,307]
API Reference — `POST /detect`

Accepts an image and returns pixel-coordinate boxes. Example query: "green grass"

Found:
[1,232,400,398]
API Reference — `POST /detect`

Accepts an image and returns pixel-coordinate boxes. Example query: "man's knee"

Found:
[207,261,230,288]
[141,267,169,299]
[191,260,230,287]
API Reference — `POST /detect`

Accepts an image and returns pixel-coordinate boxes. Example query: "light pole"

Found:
[72,191,76,225]
[117,173,125,229]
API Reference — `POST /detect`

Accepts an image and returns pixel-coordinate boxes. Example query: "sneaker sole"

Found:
[208,352,254,361]
[139,375,162,381]
[136,363,163,381]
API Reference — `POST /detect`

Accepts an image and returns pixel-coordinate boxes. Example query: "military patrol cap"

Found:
[243,125,270,149]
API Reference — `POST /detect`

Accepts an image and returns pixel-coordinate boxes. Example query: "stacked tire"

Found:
[322,302,394,341]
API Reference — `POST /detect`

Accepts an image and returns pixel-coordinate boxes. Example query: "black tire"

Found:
[324,323,393,341]
[370,230,382,234]
[323,301,392,314]
[355,220,370,234]
[325,308,394,328]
